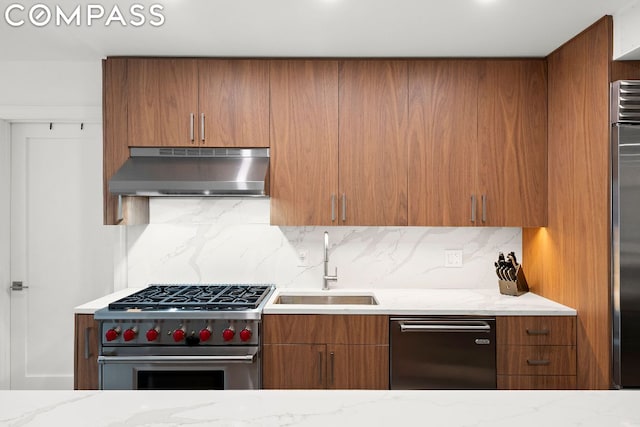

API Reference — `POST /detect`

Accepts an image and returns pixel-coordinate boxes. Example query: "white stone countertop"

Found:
[74,287,575,316]
[0,390,637,426]
[73,288,143,314]
[263,288,576,316]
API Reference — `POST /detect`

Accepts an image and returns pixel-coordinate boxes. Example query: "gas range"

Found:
[94,284,275,390]
[97,284,273,320]
[94,284,275,344]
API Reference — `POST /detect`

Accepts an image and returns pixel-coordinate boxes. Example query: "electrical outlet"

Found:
[444,250,463,268]
[297,249,309,267]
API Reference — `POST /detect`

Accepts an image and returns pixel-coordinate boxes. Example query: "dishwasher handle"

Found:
[399,321,492,333]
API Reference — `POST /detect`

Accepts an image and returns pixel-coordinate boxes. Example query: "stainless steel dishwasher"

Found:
[390,317,496,389]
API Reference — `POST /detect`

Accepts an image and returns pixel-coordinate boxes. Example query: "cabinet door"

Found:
[103,58,131,225]
[270,60,339,225]
[127,58,198,147]
[198,59,269,147]
[328,345,389,390]
[74,314,99,390]
[339,60,408,226]
[477,60,547,226]
[262,344,326,389]
[408,60,479,226]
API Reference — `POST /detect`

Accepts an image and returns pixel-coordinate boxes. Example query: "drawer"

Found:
[497,345,576,375]
[263,315,388,345]
[497,316,576,345]
[497,375,576,390]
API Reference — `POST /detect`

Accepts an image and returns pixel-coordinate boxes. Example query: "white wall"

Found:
[614,0,640,60]
[0,60,102,122]
[0,119,10,389]
[127,199,522,290]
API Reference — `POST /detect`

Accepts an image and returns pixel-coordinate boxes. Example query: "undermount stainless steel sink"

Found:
[274,294,378,305]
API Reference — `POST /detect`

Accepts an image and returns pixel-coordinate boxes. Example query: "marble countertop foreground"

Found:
[0,390,637,427]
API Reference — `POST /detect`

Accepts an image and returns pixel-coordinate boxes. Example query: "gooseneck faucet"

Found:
[323,231,338,290]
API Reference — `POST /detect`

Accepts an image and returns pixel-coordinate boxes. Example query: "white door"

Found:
[10,123,116,389]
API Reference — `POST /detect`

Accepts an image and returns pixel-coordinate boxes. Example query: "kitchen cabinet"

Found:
[198,59,269,147]
[408,60,479,226]
[408,59,547,227]
[127,58,199,147]
[103,58,150,225]
[496,316,576,389]
[338,60,408,225]
[270,60,408,226]
[127,58,269,148]
[477,60,547,226]
[270,60,339,225]
[74,314,99,390]
[262,314,389,389]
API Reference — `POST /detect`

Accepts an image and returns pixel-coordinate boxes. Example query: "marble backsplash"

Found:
[124,198,522,290]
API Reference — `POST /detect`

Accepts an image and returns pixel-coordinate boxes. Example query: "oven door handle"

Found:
[399,322,491,333]
[98,354,256,363]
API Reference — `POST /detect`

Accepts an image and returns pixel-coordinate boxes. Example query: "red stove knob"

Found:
[173,328,186,342]
[222,327,235,342]
[239,328,252,342]
[105,327,120,342]
[146,327,160,342]
[123,327,138,342]
[199,327,212,342]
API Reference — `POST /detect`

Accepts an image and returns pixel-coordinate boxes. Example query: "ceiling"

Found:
[0,0,634,61]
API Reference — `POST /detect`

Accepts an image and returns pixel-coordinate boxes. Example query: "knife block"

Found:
[498,265,530,296]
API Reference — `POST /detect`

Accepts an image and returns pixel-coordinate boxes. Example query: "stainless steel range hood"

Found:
[109,147,269,197]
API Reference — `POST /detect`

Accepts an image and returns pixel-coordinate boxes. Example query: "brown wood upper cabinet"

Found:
[270,60,408,225]
[408,59,547,227]
[270,60,339,225]
[339,60,409,226]
[127,58,269,147]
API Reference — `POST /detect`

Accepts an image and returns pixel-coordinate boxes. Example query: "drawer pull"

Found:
[526,359,550,366]
[526,329,550,336]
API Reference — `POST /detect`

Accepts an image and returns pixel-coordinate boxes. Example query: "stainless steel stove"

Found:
[94,284,275,390]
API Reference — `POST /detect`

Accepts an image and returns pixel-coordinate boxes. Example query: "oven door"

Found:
[98,347,260,390]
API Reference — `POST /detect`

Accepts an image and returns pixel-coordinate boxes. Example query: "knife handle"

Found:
[471,195,476,223]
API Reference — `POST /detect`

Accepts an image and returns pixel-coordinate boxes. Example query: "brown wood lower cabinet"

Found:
[74,314,99,390]
[497,316,577,390]
[262,314,389,389]
[497,375,577,390]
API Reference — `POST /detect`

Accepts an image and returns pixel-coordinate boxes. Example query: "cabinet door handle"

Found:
[200,113,205,142]
[116,195,124,223]
[526,359,550,366]
[331,194,336,222]
[329,351,335,385]
[318,351,323,385]
[190,113,195,142]
[471,195,476,223]
[341,193,346,222]
[526,329,550,336]
[481,194,487,223]
[84,327,92,360]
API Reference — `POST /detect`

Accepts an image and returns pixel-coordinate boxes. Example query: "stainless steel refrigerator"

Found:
[612,80,640,388]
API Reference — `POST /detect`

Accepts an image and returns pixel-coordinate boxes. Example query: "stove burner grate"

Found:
[108,284,273,311]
